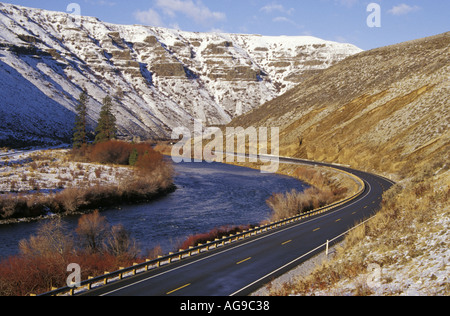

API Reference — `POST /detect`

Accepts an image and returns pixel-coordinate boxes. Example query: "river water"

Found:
[0,161,306,259]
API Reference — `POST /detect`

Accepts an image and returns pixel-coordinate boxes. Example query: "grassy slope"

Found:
[228,32,449,295]
[229,32,449,179]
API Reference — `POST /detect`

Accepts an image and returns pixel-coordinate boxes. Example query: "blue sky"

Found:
[3,0,449,50]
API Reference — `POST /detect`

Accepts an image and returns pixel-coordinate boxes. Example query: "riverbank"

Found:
[0,157,308,295]
[154,142,361,221]
[0,147,175,224]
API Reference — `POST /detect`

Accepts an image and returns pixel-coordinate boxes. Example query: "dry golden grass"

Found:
[229,33,449,180]
[265,165,353,221]
[229,33,449,295]
[268,166,449,296]
[267,187,338,222]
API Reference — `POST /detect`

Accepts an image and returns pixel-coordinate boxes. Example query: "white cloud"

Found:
[388,4,421,16]
[155,0,226,25]
[272,16,292,23]
[134,8,165,27]
[260,3,295,15]
[272,16,303,30]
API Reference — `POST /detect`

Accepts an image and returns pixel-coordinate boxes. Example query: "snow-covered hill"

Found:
[0,2,362,147]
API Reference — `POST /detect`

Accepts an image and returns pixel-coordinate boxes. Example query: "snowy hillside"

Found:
[0,2,362,147]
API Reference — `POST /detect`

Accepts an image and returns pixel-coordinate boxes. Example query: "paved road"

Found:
[81,156,394,296]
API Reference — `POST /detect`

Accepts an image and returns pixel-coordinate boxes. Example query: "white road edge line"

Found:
[230,181,375,296]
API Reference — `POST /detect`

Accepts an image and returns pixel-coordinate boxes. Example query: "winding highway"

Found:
[79,156,395,297]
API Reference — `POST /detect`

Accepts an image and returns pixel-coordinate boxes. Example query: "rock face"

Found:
[0,3,362,146]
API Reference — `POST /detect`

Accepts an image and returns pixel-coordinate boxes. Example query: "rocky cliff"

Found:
[0,2,361,146]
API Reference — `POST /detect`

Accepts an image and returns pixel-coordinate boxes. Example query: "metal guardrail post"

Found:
[157,256,162,267]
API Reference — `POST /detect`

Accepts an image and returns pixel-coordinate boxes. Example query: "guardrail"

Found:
[229,210,378,296]
[38,166,366,296]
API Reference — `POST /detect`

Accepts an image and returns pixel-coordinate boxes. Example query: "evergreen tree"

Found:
[72,90,88,149]
[128,148,138,166]
[94,95,117,144]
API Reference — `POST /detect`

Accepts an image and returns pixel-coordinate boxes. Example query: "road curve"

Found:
[80,156,395,297]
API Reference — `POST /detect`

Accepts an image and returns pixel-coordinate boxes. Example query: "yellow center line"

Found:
[166,283,191,295]
[313,228,321,232]
[236,257,252,265]
[282,240,292,245]
[335,218,341,222]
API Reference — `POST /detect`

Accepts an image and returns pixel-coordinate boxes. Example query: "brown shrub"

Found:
[0,194,33,219]
[54,188,86,213]
[0,254,68,296]
[88,140,132,165]
[0,215,141,296]
[86,140,163,169]
[145,245,163,260]
[0,249,139,296]
[75,210,109,254]
[103,224,140,262]
[267,187,338,221]
[179,225,253,250]
[0,195,19,219]
[68,251,129,280]
[134,149,164,171]
[19,218,74,259]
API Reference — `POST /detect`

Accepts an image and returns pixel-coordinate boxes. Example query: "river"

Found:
[0,161,306,259]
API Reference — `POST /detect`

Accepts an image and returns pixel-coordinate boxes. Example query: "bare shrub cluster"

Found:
[0,141,175,221]
[267,187,339,221]
[0,211,153,296]
[178,225,254,250]
[0,173,174,220]
[266,166,349,221]
[71,140,164,170]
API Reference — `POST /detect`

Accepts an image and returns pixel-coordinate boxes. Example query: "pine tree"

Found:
[94,95,117,144]
[128,148,138,166]
[72,90,88,149]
